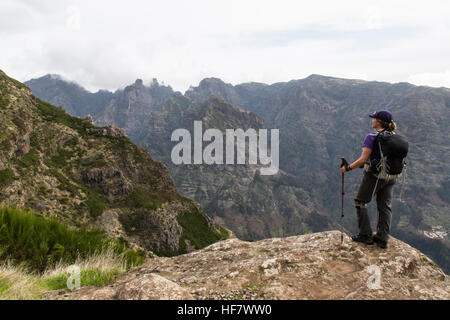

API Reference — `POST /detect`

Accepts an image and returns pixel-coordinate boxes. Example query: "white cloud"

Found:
[0,0,449,92]
[408,70,450,88]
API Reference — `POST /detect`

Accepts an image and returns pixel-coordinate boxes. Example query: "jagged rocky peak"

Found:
[303,73,369,85]
[196,77,235,93]
[185,77,240,105]
[198,77,227,87]
[124,79,146,92]
[26,73,84,89]
[202,94,264,126]
[47,231,449,300]
[43,74,64,81]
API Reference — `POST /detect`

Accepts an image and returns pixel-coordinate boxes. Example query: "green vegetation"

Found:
[20,148,40,167]
[48,168,79,196]
[0,139,11,153]
[36,99,95,135]
[218,225,230,239]
[79,153,107,168]
[0,71,25,89]
[150,200,228,257]
[0,168,14,186]
[0,264,41,300]
[175,201,227,254]
[12,116,26,131]
[0,93,9,108]
[42,269,122,290]
[0,206,145,273]
[437,178,450,204]
[253,170,263,183]
[124,187,157,210]
[0,278,11,295]
[0,247,131,299]
[29,133,41,151]
[86,192,107,218]
[51,147,75,167]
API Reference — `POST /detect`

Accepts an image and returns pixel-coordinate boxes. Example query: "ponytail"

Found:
[386,120,397,132]
[378,119,397,132]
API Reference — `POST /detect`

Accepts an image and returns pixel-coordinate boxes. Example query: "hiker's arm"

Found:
[340,147,372,173]
[349,147,372,169]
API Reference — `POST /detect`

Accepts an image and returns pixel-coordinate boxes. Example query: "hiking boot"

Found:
[351,234,374,245]
[373,235,388,249]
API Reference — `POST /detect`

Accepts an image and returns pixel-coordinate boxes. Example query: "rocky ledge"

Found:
[47,231,449,300]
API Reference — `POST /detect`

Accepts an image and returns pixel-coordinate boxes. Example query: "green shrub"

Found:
[0,139,12,153]
[124,187,157,210]
[29,134,41,151]
[12,116,26,131]
[0,168,14,186]
[0,206,145,272]
[51,147,75,167]
[20,149,40,167]
[0,95,9,108]
[86,193,106,218]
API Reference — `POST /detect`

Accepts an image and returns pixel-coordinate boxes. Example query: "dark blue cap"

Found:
[369,110,393,123]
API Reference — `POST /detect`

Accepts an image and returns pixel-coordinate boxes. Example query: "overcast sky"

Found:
[1,0,450,93]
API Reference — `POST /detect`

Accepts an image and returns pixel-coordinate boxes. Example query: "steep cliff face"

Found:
[0,70,229,256]
[46,231,449,300]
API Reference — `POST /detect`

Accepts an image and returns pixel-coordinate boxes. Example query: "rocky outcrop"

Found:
[48,231,449,300]
[81,166,133,199]
[86,125,126,138]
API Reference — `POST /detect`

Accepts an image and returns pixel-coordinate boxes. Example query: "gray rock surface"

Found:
[49,231,449,300]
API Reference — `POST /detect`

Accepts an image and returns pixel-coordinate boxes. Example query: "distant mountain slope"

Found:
[25,75,175,141]
[1,69,229,256]
[139,94,332,238]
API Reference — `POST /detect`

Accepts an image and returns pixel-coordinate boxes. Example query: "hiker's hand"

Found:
[340,166,346,173]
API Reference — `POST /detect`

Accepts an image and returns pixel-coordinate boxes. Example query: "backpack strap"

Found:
[369,129,386,165]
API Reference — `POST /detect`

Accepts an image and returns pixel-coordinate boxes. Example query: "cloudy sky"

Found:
[1,0,449,92]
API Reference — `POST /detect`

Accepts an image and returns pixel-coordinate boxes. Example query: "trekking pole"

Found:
[340,158,349,244]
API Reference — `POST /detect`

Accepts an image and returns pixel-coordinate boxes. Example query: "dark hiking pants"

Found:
[354,171,396,242]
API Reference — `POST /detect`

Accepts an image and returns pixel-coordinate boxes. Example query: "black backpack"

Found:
[370,130,409,175]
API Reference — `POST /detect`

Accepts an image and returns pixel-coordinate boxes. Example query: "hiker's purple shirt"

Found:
[363,131,393,160]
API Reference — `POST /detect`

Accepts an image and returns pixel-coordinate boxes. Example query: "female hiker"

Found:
[339,110,398,249]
